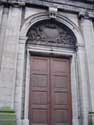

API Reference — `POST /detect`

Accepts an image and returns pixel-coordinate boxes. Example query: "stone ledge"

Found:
[0,0,94,19]
[0,0,93,9]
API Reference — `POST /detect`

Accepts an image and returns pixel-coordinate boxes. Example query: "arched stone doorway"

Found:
[26,19,77,125]
[16,12,89,125]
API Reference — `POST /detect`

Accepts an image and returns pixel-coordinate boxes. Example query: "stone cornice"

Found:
[0,0,25,6]
[0,0,94,19]
[0,0,93,9]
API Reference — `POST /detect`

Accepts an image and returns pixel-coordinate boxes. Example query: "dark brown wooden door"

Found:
[29,56,72,125]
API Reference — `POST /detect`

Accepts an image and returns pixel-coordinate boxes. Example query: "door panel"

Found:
[29,56,72,125]
[29,57,50,125]
[51,58,72,125]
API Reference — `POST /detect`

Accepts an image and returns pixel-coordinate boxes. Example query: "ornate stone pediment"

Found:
[27,20,76,49]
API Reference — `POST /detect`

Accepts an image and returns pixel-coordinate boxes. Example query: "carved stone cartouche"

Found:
[27,20,76,49]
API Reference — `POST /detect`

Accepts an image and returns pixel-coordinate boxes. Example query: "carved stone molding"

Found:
[79,10,93,20]
[27,20,77,50]
[49,7,58,19]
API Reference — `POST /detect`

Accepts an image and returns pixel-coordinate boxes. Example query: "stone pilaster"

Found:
[0,5,3,25]
[80,15,94,112]
[0,6,22,110]
[0,6,8,67]
[0,6,9,107]
[77,45,89,125]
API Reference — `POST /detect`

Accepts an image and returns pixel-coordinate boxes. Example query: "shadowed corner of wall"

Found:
[88,112,94,125]
[0,106,16,125]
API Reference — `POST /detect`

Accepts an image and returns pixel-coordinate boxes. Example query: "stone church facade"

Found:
[0,0,94,125]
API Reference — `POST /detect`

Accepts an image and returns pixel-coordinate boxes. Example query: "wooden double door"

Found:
[29,56,72,125]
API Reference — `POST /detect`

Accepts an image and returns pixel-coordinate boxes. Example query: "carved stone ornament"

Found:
[27,20,76,49]
[49,7,58,19]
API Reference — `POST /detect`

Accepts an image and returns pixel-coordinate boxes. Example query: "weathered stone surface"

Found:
[0,1,94,125]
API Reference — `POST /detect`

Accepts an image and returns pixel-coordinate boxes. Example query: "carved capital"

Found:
[79,10,93,20]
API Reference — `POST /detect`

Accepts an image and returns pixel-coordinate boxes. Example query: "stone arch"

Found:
[20,12,84,46]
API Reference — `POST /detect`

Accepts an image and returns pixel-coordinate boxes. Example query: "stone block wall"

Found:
[0,1,94,125]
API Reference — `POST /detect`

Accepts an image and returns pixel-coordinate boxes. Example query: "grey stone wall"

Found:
[0,1,94,125]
